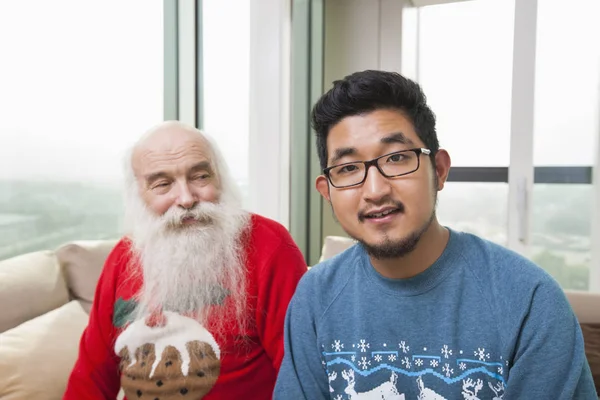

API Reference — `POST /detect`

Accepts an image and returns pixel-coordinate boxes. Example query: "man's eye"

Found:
[154,182,169,188]
[339,165,359,174]
[387,154,405,163]
[193,174,210,180]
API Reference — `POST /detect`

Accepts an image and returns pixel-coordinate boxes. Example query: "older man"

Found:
[64,121,307,399]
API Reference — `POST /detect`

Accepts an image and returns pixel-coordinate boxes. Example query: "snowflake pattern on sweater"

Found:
[323,339,506,399]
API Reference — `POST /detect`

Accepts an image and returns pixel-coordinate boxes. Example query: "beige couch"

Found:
[0,237,597,399]
[0,240,117,400]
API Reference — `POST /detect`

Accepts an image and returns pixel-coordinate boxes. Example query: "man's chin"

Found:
[354,213,436,259]
[358,235,420,259]
[354,224,431,259]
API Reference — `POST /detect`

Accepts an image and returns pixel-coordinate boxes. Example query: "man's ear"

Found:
[315,175,331,202]
[434,149,451,191]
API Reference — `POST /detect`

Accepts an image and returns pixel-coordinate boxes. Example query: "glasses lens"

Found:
[329,162,365,187]
[378,151,418,176]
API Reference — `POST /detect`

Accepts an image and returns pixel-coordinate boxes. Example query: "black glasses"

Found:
[323,148,432,188]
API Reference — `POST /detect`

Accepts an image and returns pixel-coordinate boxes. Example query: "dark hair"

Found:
[311,70,439,170]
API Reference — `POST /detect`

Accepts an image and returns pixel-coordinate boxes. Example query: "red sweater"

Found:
[64,214,307,400]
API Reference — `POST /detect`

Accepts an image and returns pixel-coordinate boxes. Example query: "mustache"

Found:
[162,203,221,229]
[358,200,405,222]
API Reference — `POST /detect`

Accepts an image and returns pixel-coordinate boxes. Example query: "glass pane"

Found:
[533,0,600,166]
[437,182,508,246]
[418,0,515,167]
[531,185,592,291]
[0,1,163,261]
[531,0,597,290]
[202,0,250,206]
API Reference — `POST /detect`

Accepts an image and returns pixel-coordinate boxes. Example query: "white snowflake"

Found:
[399,341,410,353]
[388,354,397,362]
[415,358,424,367]
[334,396,343,400]
[441,344,453,358]
[332,340,344,352]
[442,363,454,377]
[322,360,326,367]
[358,357,371,370]
[430,359,439,367]
[401,356,411,369]
[351,355,356,362]
[506,360,509,366]
[357,339,370,352]
[424,347,427,351]
[474,348,490,361]
[498,366,503,375]
[374,354,383,362]
[383,343,387,347]
[459,362,467,371]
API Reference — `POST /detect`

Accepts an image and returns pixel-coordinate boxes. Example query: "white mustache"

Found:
[162,203,221,228]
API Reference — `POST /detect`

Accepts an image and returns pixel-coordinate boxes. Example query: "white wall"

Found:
[322,0,407,239]
[248,0,291,227]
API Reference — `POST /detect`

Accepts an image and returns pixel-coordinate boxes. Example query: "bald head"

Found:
[132,121,215,179]
[125,121,241,217]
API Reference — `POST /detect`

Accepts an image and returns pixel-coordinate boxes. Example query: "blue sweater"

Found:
[274,230,596,399]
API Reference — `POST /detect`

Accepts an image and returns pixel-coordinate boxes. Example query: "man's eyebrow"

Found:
[144,171,170,185]
[188,161,213,174]
[381,132,415,146]
[329,147,356,166]
[144,161,213,185]
[328,132,415,167]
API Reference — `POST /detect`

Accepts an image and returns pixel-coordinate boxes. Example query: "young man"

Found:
[274,70,596,399]
[64,121,307,399]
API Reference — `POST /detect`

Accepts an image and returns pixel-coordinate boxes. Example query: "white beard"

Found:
[123,185,250,334]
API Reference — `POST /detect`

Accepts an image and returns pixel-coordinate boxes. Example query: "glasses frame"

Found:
[323,148,432,188]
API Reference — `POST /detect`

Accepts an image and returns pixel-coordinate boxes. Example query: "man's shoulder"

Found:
[103,237,134,273]
[309,242,360,275]
[109,237,133,259]
[246,213,299,250]
[295,245,361,300]
[455,230,561,298]
[244,214,306,268]
[249,213,289,236]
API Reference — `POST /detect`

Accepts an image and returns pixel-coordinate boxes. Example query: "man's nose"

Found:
[362,164,392,201]
[176,182,198,209]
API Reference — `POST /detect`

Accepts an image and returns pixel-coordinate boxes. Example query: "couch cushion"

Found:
[55,239,118,313]
[0,300,89,400]
[0,251,69,333]
[565,290,600,324]
[319,236,356,263]
[581,323,600,394]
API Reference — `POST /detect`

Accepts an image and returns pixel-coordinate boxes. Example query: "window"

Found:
[532,185,592,290]
[406,0,599,291]
[0,1,164,260]
[530,0,600,290]
[437,183,508,246]
[418,0,514,246]
[418,0,515,167]
[533,0,599,168]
